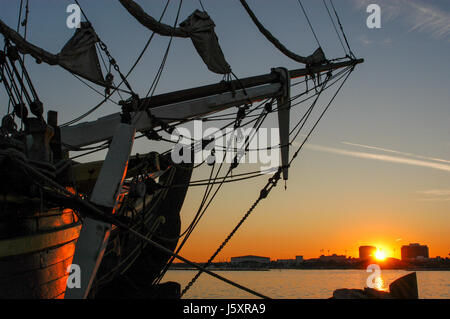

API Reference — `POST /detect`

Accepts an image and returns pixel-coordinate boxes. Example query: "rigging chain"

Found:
[180,67,354,297]
[154,106,269,284]
[74,0,136,96]
[180,168,282,297]
[61,0,171,127]
[2,149,270,299]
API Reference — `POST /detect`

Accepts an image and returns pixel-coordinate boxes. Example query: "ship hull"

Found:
[0,162,191,299]
[0,206,81,299]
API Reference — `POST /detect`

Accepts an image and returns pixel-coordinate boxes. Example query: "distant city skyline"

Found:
[219,242,441,262]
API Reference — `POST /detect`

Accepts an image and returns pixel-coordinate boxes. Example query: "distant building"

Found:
[277,259,295,264]
[319,254,347,262]
[359,246,377,259]
[230,255,270,264]
[295,256,304,264]
[401,243,429,260]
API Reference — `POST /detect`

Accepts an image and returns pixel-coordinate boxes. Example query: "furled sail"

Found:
[119,0,231,74]
[179,10,231,74]
[239,0,326,65]
[0,20,105,86]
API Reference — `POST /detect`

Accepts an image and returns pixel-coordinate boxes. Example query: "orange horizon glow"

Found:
[176,162,449,263]
[177,237,445,263]
[176,228,448,262]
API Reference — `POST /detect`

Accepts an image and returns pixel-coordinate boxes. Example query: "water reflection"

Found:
[163,269,449,299]
[372,275,388,291]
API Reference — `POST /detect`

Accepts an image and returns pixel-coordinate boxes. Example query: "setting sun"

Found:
[375,250,386,261]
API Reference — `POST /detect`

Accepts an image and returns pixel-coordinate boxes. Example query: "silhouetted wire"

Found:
[322,0,347,56]
[329,0,355,58]
[156,108,269,283]
[297,0,321,48]
[198,0,206,11]
[289,68,353,165]
[144,0,183,100]
[70,64,352,162]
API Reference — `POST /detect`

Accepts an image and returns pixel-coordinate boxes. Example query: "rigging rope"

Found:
[290,67,353,165]
[154,106,269,284]
[18,0,29,119]
[144,0,183,100]
[329,0,355,58]
[16,0,24,32]
[289,72,332,142]
[79,65,347,166]
[60,0,171,127]
[166,109,270,290]
[180,168,282,297]
[177,66,355,297]
[198,0,206,12]
[239,0,324,65]
[296,0,321,48]
[3,0,31,130]
[2,0,361,298]
[71,72,120,105]
[73,0,135,96]
[2,0,360,298]
[142,69,351,192]
[2,150,270,299]
[322,0,347,56]
[160,73,355,285]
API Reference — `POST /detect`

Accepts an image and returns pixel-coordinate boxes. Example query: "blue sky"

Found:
[1,1,449,259]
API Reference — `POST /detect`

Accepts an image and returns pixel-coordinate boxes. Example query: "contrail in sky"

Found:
[417,190,450,196]
[351,0,450,40]
[305,144,450,173]
[341,141,450,164]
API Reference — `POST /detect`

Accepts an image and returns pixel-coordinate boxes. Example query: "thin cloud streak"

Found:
[341,141,450,164]
[305,144,450,173]
[416,197,450,202]
[416,189,450,202]
[352,0,450,40]
[417,190,450,196]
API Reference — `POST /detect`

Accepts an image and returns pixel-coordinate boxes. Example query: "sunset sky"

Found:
[1,0,449,262]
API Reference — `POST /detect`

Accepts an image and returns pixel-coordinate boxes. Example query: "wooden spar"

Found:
[65,123,136,299]
[61,83,282,148]
[61,58,363,149]
[141,59,364,109]
[62,58,363,169]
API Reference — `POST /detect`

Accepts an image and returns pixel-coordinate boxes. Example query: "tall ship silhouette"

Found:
[0,0,363,298]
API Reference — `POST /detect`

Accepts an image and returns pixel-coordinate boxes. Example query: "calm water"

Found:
[162,269,450,299]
